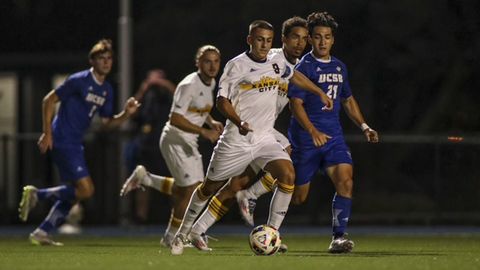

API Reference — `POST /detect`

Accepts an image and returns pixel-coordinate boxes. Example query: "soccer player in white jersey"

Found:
[186,16,309,251]
[120,45,223,247]
[170,20,332,255]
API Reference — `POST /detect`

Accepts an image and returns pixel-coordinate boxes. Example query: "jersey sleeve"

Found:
[171,83,193,116]
[217,60,242,100]
[287,63,310,101]
[340,65,352,99]
[55,75,78,101]
[98,86,114,118]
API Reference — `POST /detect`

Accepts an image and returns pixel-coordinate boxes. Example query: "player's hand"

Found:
[321,96,334,111]
[364,128,379,143]
[124,97,141,116]
[209,120,224,134]
[310,129,332,147]
[238,121,253,136]
[38,132,53,153]
[200,128,222,143]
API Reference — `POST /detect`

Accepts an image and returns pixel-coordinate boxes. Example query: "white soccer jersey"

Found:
[217,52,293,145]
[268,48,298,119]
[162,72,215,145]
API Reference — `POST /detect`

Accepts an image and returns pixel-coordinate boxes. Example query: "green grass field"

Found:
[1,235,479,270]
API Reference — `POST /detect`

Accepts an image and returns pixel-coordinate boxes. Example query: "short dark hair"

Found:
[89,39,113,59]
[306,11,338,35]
[249,20,274,35]
[282,16,308,37]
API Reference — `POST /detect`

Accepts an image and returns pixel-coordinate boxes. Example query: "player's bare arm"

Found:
[206,115,224,133]
[290,97,331,147]
[290,70,333,110]
[170,112,220,143]
[38,90,60,153]
[341,96,379,143]
[101,97,140,129]
[216,96,252,136]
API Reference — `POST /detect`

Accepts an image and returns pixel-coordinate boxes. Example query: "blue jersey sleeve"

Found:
[55,76,79,101]
[287,63,310,101]
[340,64,352,99]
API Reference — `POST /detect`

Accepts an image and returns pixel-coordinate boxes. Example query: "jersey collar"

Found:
[309,51,332,63]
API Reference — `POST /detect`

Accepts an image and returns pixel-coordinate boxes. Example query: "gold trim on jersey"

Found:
[188,105,212,114]
[239,76,281,92]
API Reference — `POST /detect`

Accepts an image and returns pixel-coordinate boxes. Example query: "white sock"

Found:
[142,173,174,195]
[247,172,276,199]
[191,196,227,235]
[164,211,181,240]
[267,182,294,229]
[177,188,209,235]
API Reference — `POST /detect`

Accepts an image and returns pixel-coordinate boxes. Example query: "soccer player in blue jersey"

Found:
[18,39,140,245]
[288,12,379,253]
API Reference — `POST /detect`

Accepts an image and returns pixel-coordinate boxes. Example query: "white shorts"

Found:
[206,135,291,181]
[159,133,204,187]
[249,129,290,174]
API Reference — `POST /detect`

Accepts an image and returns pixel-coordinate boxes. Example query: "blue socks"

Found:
[37,185,76,202]
[332,193,352,239]
[39,200,73,233]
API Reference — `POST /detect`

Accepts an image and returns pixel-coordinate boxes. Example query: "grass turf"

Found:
[1,235,479,270]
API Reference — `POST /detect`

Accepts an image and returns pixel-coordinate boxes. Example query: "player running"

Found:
[119,45,223,247]
[18,39,140,245]
[170,19,332,255]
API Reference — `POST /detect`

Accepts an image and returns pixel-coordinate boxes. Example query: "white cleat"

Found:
[189,233,212,252]
[29,232,63,246]
[18,185,38,222]
[278,242,288,253]
[235,190,255,226]
[120,165,147,196]
[170,234,188,255]
[328,235,354,253]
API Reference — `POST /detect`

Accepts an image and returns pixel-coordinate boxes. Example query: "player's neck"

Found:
[282,50,297,65]
[90,68,106,85]
[311,51,331,62]
[197,72,212,86]
[246,51,266,63]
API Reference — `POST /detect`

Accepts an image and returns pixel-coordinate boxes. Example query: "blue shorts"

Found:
[291,138,352,186]
[51,144,90,182]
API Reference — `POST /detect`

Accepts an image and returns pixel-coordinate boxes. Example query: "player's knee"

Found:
[280,166,295,186]
[76,185,94,200]
[291,192,307,205]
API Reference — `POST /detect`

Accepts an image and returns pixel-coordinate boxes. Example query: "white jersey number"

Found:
[327,85,338,99]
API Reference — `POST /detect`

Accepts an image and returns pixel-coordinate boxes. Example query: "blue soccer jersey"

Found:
[288,53,352,149]
[52,69,114,145]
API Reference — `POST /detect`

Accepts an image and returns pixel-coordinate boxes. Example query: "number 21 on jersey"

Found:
[326,85,338,99]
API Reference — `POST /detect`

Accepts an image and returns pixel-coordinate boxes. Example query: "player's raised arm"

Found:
[341,96,378,143]
[38,90,60,153]
[290,70,333,110]
[101,97,140,129]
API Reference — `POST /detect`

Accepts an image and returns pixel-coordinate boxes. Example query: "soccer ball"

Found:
[249,225,281,255]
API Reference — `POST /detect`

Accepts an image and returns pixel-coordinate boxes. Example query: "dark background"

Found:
[1,0,479,226]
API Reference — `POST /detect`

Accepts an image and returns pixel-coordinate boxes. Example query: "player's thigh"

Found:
[51,144,90,183]
[206,141,253,181]
[290,147,322,186]
[323,142,354,184]
[160,139,204,187]
[292,183,311,205]
[229,165,258,192]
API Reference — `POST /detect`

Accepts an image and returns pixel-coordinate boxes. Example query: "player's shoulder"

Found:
[178,72,198,86]
[68,69,90,81]
[331,56,347,68]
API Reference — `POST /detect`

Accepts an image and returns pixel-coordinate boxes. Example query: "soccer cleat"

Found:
[170,234,189,255]
[29,232,63,246]
[189,233,212,252]
[160,236,172,248]
[120,165,147,196]
[235,191,255,226]
[18,185,38,222]
[328,235,354,253]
